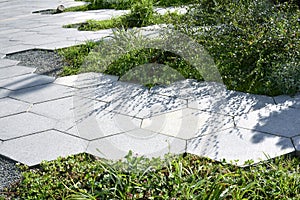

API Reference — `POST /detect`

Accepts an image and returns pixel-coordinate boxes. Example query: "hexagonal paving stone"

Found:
[0,97,30,118]
[292,136,300,152]
[55,72,118,89]
[150,79,208,100]
[30,96,73,118]
[74,111,141,140]
[274,94,300,110]
[236,104,300,138]
[0,130,88,166]
[186,82,274,116]
[142,108,234,140]
[73,96,137,139]
[87,129,186,160]
[0,59,19,68]
[187,127,295,166]
[10,83,74,103]
[0,74,54,90]
[105,92,187,119]
[0,112,57,140]
[0,88,10,99]
[76,81,147,102]
[30,96,140,140]
[0,65,36,80]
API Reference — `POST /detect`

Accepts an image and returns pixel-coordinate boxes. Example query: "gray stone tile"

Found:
[41,95,140,140]
[0,59,19,68]
[0,88,10,99]
[0,44,34,55]
[66,110,141,140]
[187,128,295,166]
[0,74,54,90]
[80,81,147,102]
[55,72,118,88]
[151,79,206,100]
[0,97,30,118]
[87,129,186,160]
[274,94,300,110]
[30,96,75,121]
[105,92,188,119]
[0,65,36,80]
[0,130,88,166]
[30,96,129,140]
[21,35,63,46]
[236,104,300,138]
[187,83,275,116]
[37,40,85,50]
[0,112,57,140]
[142,108,234,140]
[292,136,300,152]
[10,83,74,103]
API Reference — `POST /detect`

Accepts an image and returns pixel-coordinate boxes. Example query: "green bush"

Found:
[177,0,300,96]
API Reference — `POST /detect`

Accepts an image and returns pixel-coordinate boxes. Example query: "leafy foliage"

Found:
[177,0,300,95]
[3,152,300,199]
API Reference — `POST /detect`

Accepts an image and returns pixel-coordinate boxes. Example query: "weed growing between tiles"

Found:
[2,152,300,199]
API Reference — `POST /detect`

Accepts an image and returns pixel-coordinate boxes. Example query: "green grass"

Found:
[2,152,300,199]
[64,5,184,31]
[64,0,194,12]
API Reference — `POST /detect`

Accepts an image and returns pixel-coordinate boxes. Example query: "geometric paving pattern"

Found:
[0,0,299,166]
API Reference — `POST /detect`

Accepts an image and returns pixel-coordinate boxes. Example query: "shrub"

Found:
[177,0,300,96]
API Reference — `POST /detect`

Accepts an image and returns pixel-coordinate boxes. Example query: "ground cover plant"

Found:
[1,152,300,199]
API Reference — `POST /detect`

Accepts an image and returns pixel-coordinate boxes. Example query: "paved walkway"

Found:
[0,0,299,167]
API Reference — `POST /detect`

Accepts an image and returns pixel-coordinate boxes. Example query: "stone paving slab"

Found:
[105,93,188,119]
[29,95,138,140]
[0,112,58,141]
[0,59,19,68]
[87,129,186,160]
[55,72,118,88]
[0,97,30,118]
[152,80,275,116]
[188,85,275,116]
[0,130,88,166]
[9,83,74,103]
[293,136,300,152]
[0,65,36,80]
[0,44,35,55]
[142,108,234,140]
[0,88,10,99]
[187,127,295,166]
[236,104,300,138]
[0,74,54,91]
[274,94,300,110]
